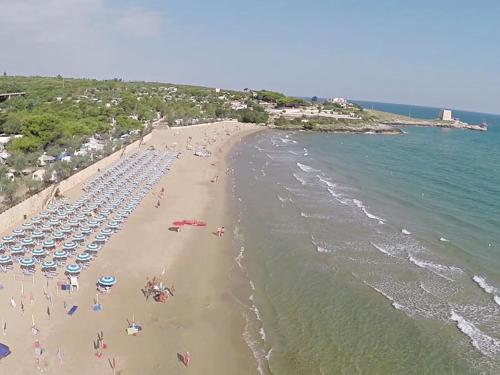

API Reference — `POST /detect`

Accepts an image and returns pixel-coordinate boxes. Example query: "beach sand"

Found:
[0,121,262,374]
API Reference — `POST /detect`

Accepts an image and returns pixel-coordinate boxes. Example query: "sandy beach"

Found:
[0,121,262,374]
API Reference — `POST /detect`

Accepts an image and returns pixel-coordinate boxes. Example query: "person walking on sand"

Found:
[220,226,225,237]
[182,352,191,367]
[216,227,221,237]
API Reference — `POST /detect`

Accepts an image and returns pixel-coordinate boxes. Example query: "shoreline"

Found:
[0,121,263,374]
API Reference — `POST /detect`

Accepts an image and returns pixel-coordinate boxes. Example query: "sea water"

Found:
[229,104,500,374]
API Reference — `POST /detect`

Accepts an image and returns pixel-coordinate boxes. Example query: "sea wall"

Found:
[0,133,152,234]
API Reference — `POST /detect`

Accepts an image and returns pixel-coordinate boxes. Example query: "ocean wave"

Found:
[303,148,309,156]
[353,199,386,223]
[296,162,318,173]
[242,314,267,375]
[311,236,332,253]
[473,276,500,306]
[440,237,450,242]
[279,137,297,144]
[408,255,462,282]
[401,229,411,235]
[450,311,500,357]
[259,327,267,341]
[370,242,396,257]
[317,175,336,189]
[235,246,245,269]
[249,280,256,291]
[292,173,308,185]
[367,284,414,316]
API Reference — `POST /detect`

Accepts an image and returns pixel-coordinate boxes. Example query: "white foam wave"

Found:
[296,162,318,173]
[473,276,497,295]
[249,280,256,291]
[408,256,461,282]
[242,314,266,375]
[303,148,308,156]
[450,311,500,357]
[401,229,411,235]
[317,175,336,189]
[259,327,267,341]
[292,172,307,185]
[316,246,331,253]
[353,199,386,223]
[279,137,297,144]
[495,296,500,307]
[235,246,245,269]
[370,242,395,257]
[440,237,450,242]
[265,347,273,361]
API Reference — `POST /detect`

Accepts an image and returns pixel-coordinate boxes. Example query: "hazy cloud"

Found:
[115,7,165,37]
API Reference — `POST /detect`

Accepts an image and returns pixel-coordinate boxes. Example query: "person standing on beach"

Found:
[220,226,225,237]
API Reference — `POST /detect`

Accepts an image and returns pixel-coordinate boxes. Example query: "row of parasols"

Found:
[0,150,176,277]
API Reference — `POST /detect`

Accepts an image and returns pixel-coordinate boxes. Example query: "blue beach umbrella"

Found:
[10,246,24,256]
[41,260,57,270]
[41,224,52,233]
[19,257,36,268]
[42,240,56,249]
[87,220,99,228]
[73,233,85,242]
[12,228,25,237]
[68,219,80,228]
[63,242,78,251]
[52,232,65,240]
[48,218,60,226]
[21,238,35,247]
[65,263,81,274]
[85,243,101,253]
[80,227,92,235]
[60,226,72,234]
[76,252,92,263]
[95,214,107,222]
[39,211,50,218]
[32,230,44,239]
[0,255,12,265]
[2,236,14,244]
[100,228,113,236]
[32,248,47,258]
[53,250,68,260]
[107,221,120,230]
[31,216,42,223]
[94,235,107,243]
[98,275,117,287]
[22,222,34,231]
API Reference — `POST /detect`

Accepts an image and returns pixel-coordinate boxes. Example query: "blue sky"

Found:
[1,0,499,113]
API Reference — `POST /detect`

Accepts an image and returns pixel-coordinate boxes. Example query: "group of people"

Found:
[215,226,225,237]
[155,187,165,208]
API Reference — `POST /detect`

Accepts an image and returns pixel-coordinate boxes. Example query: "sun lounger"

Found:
[67,305,78,316]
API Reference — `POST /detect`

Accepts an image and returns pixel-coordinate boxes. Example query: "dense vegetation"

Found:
[255,90,308,108]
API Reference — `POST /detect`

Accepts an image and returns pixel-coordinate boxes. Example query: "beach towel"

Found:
[0,343,11,359]
[67,305,78,316]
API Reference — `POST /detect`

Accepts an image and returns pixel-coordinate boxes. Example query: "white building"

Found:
[327,97,348,105]
[230,101,247,110]
[439,109,452,121]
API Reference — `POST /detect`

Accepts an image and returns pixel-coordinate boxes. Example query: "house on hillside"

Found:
[38,153,56,167]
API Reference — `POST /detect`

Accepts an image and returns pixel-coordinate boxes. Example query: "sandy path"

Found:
[0,121,262,374]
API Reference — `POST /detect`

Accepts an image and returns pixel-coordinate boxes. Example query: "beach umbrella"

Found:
[22,222,34,231]
[52,232,65,241]
[41,260,57,270]
[39,211,50,218]
[57,212,68,219]
[76,214,86,222]
[0,255,12,265]
[63,242,78,251]
[31,230,44,239]
[98,275,117,287]
[73,233,85,242]
[42,240,56,249]
[32,248,47,258]
[10,246,24,256]
[85,243,101,253]
[87,220,99,228]
[19,257,36,268]
[48,218,60,226]
[47,207,57,214]
[95,214,107,222]
[2,236,15,244]
[107,221,120,230]
[101,228,113,236]
[76,252,92,263]
[53,250,68,260]
[94,235,107,243]
[80,227,92,235]
[31,216,42,223]
[68,219,80,228]
[60,226,72,234]
[41,224,52,233]
[65,264,81,274]
[21,238,35,247]
[12,228,25,237]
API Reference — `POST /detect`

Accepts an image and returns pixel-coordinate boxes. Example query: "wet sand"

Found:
[0,121,262,374]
